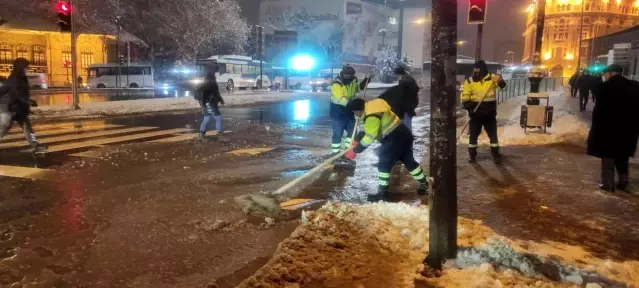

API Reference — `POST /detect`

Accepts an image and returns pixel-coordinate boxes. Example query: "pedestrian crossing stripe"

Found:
[149,130,233,143]
[0,126,157,149]
[6,121,111,135]
[23,128,193,153]
[0,165,52,180]
[3,124,123,141]
[226,146,274,156]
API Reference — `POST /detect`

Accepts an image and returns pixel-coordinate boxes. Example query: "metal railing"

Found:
[496,77,568,104]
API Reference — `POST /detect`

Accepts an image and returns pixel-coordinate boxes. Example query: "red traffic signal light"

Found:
[468,0,487,24]
[56,1,71,14]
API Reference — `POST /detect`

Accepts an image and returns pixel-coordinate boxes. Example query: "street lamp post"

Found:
[576,0,585,70]
[397,0,405,60]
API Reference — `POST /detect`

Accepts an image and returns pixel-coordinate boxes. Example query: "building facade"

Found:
[522,0,639,76]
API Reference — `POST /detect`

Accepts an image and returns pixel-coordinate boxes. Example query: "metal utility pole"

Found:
[70,0,79,110]
[576,1,585,69]
[475,24,483,60]
[426,0,458,270]
[397,0,405,60]
[257,25,263,90]
[115,16,121,88]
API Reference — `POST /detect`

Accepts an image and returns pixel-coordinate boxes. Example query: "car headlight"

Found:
[189,78,204,85]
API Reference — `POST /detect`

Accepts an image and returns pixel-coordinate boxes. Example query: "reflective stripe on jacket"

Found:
[330,78,360,106]
[359,98,400,149]
[460,73,503,103]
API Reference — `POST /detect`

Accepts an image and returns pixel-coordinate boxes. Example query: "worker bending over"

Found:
[461,60,507,164]
[344,98,427,201]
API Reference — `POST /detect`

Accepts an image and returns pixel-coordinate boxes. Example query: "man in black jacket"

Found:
[576,71,592,112]
[393,66,419,131]
[568,70,581,98]
[0,58,46,154]
[196,64,225,139]
[587,64,639,192]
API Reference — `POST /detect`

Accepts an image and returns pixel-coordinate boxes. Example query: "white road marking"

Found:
[2,124,123,141]
[0,126,156,149]
[0,165,53,179]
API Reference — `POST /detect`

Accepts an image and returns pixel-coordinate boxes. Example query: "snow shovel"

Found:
[333,76,371,170]
[234,148,353,216]
[456,81,496,144]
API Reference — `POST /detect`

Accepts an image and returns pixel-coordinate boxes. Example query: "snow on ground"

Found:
[236,202,578,288]
[30,91,321,121]
[367,82,398,89]
[459,89,590,147]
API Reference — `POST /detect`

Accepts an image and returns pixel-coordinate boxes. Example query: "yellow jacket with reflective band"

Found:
[461,73,502,103]
[331,78,360,106]
[357,99,401,150]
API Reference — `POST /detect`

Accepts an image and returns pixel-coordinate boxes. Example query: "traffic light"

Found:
[468,0,487,24]
[56,1,72,32]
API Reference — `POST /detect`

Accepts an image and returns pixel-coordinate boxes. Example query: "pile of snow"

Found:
[367,82,398,89]
[237,202,570,288]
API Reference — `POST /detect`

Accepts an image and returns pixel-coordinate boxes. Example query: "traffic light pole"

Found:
[70,0,79,110]
[426,0,458,270]
[258,25,263,91]
[475,23,483,60]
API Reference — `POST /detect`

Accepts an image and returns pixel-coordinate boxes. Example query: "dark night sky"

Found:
[239,0,530,62]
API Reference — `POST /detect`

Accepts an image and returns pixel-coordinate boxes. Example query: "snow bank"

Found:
[30,91,320,121]
[237,202,571,288]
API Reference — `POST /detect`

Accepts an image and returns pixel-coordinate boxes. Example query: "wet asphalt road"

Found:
[0,91,431,287]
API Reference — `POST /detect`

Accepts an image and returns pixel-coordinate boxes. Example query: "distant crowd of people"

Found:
[570,65,639,193]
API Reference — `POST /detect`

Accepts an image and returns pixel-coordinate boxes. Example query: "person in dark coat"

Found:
[196,64,225,139]
[568,70,581,98]
[576,70,592,112]
[587,64,639,192]
[589,71,603,103]
[393,66,419,131]
[0,58,46,153]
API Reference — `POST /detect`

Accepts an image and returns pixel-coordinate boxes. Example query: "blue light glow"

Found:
[293,99,310,122]
[291,55,315,71]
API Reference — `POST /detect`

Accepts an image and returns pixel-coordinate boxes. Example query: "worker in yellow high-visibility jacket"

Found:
[329,66,370,160]
[344,98,427,202]
[461,60,507,164]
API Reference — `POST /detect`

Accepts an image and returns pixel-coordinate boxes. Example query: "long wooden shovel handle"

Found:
[456,82,496,144]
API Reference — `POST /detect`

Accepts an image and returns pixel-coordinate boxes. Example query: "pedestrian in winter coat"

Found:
[576,71,592,111]
[0,58,46,153]
[587,64,639,192]
[461,60,507,164]
[568,70,581,98]
[589,72,603,103]
[196,64,225,139]
[394,66,419,131]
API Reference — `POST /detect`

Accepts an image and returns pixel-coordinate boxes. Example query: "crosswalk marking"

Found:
[226,147,274,156]
[6,121,111,135]
[34,128,193,153]
[0,165,52,179]
[3,124,123,141]
[0,126,156,149]
[149,131,232,143]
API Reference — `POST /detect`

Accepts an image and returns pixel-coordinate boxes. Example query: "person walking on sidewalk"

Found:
[329,65,370,158]
[0,58,46,154]
[393,66,419,132]
[461,60,507,164]
[587,64,639,192]
[196,64,225,139]
[344,98,427,202]
[577,70,592,112]
[568,70,581,98]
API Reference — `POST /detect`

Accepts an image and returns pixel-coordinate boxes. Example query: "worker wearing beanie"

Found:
[329,65,370,160]
[344,98,427,202]
[461,60,507,164]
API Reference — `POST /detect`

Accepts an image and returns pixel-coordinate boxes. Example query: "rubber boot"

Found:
[617,174,629,192]
[417,178,428,196]
[197,131,206,140]
[468,147,477,163]
[30,142,47,155]
[367,185,389,202]
[213,115,224,133]
[491,147,502,165]
[599,158,616,192]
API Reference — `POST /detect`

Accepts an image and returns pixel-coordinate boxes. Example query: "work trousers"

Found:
[330,116,355,153]
[0,105,38,146]
[200,102,223,133]
[579,90,589,111]
[377,124,426,188]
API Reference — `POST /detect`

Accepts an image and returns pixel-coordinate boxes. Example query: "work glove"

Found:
[344,140,359,160]
[491,74,502,83]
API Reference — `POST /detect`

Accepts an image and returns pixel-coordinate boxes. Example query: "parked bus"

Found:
[87,63,154,88]
[196,55,271,90]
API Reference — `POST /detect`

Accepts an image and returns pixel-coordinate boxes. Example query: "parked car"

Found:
[26,73,48,89]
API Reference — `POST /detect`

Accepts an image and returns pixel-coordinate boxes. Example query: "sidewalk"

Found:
[30,91,325,121]
[236,90,639,287]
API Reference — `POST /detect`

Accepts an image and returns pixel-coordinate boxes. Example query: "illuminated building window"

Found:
[15,45,28,60]
[62,46,71,68]
[0,44,12,65]
[80,47,94,69]
[33,45,45,66]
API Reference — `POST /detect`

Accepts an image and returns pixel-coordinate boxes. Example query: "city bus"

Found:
[87,63,154,88]
[196,55,271,90]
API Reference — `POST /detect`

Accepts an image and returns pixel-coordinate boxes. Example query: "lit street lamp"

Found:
[456,40,466,46]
